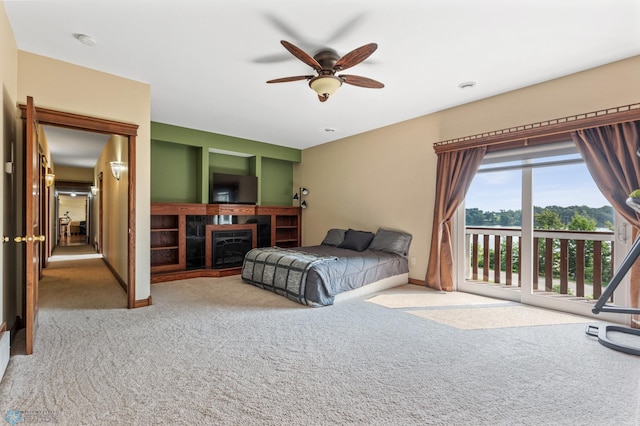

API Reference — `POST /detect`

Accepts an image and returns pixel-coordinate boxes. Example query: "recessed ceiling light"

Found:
[74,33,96,47]
[317,127,339,134]
[458,81,476,90]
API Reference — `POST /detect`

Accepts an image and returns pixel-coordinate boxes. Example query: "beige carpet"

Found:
[367,285,512,308]
[1,259,639,425]
[409,305,595,330]
[368,285,594,330]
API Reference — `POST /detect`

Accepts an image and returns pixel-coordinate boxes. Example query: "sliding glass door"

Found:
[455,141,631,321]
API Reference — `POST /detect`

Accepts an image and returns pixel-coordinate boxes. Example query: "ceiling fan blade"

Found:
[253,53,298,64]
[333,43,378,71]
[265,14,308,46]
[325,14,366,44]
[266,75,314,84]
[340,74,384,88]
[280,40,322,71]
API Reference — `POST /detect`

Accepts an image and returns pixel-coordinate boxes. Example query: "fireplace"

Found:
[205,223,257,270]
[211,230,253,269]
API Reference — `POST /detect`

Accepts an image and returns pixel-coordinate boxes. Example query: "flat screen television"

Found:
[210,172,258,205]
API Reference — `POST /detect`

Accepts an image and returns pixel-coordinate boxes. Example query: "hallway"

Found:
[43,244,127,309]
[57,233,90,248]
[11,244,127,356]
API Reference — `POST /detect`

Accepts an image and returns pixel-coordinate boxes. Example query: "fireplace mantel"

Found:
[205,224,257,268]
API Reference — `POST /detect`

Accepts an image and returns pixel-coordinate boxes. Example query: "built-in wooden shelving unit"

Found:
[150,203,301,283]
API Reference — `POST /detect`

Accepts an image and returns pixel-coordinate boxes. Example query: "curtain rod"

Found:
[433,103,640,154]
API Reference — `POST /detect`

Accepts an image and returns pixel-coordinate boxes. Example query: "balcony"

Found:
[465,227,615,301]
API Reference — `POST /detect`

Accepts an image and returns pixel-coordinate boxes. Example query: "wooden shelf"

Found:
[271,207,301,249]
[207,204,255,216]
[150,203,187,273]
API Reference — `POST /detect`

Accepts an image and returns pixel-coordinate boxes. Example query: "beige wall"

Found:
[53,165,94,182]
[58,195,87,221]
[297,55,640,282]
[296,115,440,281]
[0,1,18,328]
[437,56,640,141]
[17,51,151,301]
[96,135,129,280]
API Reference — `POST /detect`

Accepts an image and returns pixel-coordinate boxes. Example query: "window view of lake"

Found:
[466,162,614,230]
[463,149,616,301]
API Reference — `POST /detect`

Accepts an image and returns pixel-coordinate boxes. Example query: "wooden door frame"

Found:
[40,159,49,269]
[98,172,103,254]
[23,97,40,355]
[20,104,139,309]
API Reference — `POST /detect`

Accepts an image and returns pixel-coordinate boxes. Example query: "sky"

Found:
[465,161,611,212]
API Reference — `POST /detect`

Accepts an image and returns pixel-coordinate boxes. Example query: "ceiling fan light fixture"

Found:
[309,75,342,99]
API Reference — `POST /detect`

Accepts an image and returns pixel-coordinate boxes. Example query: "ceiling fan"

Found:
[266,40,384,102]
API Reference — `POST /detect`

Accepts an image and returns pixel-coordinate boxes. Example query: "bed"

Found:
[241,228,412,306]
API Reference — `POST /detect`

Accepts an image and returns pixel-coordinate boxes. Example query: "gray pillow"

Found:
[337,229,375,252]
[368,228,412,256]
[321,229,346,246]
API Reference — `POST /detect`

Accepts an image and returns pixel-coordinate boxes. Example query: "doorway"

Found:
[57,193,89,246]
[19,102,138,309]
[455,140,631,323]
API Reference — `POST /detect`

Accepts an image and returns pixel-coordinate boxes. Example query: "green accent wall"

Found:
[151,140,201,203]
[209,152,251,175]
[151,122,301,205]
[261,157,294,206]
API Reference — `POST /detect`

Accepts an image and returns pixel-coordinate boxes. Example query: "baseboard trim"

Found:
[408,277,426,286]
[151,267,242,284]
[133,296,152,308]
[0,322,9,383]
[101,257,127,292]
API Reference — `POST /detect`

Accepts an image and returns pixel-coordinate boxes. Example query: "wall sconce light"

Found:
[109,161,125,180]
[293,187,309,209]
[45,173,55,187]
[90,186,98,195]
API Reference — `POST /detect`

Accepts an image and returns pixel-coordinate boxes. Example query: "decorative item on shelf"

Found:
[109,161,125,180]
[45,173,55,187]
[293,187,309,209]
[90,186,98,195]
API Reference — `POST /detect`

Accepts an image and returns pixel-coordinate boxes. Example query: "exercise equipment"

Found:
[585,197,640,356]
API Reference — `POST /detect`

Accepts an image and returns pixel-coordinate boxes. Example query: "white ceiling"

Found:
[43,126,109,168]
[5,0,640,168]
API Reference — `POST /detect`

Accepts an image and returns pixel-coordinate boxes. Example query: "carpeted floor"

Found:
[1,246,639,425]
[368,287,594,330]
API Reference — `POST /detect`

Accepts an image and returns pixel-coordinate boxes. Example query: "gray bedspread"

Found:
[241,247,338,304]
[241,245,409,306]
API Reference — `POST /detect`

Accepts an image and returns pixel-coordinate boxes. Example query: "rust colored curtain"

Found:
[572,121,640,327]
[426,147,486,291]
